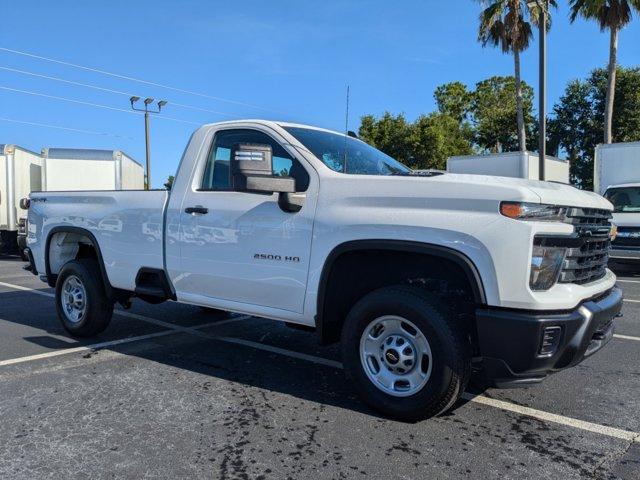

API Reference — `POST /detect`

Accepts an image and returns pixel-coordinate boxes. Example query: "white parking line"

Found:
[460,393,640,443]
[618,279,640,284]
[1,278,640,442]
[0,281,53,297]
[0,330,177,367]
[113,310,251,337]
[624,299,640,304]
[0,317,247,368]
[217,336,344,369]
[614,333,640,342]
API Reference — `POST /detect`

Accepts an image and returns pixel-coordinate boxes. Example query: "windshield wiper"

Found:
[412,171,444,177]
[389,171,444,177]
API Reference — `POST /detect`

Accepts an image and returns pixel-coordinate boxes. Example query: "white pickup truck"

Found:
[25,120,622,420]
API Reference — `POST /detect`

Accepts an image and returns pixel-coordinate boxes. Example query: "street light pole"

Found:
[130,96,167,190]
[144,110,151,190]
[538,0,547,181]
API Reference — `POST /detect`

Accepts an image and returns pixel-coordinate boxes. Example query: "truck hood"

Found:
[333,173,612,212]
[425,173,613,210]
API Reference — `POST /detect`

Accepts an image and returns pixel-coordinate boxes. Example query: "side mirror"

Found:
[231,143,296,194]
[246,175,296,194]
[19,198,30,210]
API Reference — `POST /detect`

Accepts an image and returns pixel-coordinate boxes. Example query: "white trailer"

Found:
[0,145,44,253]
[447,152,570,183]
[41,148,144,191]
[594,142,640,263]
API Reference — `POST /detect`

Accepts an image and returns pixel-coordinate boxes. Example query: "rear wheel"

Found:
[55,259,114,337]
[341,285,470,421]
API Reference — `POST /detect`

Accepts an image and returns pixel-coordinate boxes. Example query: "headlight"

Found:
[530,244,566,291]
[500,202,568,222]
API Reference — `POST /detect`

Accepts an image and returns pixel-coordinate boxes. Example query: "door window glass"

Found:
[201,129,309,191]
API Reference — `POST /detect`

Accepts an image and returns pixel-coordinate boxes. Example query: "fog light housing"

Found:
[538,326,562,357]
[530,244,566,291]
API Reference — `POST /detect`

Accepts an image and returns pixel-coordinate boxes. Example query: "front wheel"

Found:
[55,259,114,337]
[341,285,470,421]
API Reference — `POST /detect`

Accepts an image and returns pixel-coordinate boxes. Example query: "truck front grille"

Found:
[558,208,612,285]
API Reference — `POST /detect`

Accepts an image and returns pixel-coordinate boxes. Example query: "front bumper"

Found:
[475,286,622,388]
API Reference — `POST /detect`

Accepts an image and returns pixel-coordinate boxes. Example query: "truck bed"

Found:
[28,190,168,291]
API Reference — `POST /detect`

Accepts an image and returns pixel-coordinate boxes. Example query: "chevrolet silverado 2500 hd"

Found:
[25,120,622,420]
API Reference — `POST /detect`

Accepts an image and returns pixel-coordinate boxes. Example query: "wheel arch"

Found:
[315,240,487,344]
[44,226,112,298]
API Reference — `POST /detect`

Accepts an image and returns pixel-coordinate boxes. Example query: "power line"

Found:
[0,85,200,125]
[0,117,134,139]
[0,65,237,118]
[1,85,134,113]
[0,46,281,113]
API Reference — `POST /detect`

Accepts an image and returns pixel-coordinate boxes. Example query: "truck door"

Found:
[169,127,316,314]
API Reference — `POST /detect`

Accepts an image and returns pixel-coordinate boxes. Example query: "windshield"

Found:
[605,186,640,213]
[284,126,411,175]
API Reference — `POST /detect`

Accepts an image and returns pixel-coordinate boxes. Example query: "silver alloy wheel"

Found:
[61,275,87,324]
[359,315,433,397]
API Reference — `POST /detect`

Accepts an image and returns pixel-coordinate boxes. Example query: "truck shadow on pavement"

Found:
[0,265,481,422]
[0,288,398,420]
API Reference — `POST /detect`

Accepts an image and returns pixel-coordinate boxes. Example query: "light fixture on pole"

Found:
[130,96,167,189]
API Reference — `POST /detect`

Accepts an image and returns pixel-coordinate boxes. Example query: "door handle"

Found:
[185,206,209,215]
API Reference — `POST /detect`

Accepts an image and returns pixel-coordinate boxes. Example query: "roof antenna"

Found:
[343,85,349,173]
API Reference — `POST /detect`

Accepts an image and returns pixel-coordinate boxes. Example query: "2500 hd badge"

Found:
[254,253,300,262]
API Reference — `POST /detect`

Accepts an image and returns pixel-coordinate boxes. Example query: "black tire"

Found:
[341,285,470,421]
[55,259,114,337]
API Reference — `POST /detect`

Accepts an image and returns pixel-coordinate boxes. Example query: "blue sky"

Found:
[1,0,639,187]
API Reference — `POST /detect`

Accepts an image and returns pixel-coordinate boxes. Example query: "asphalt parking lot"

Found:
[0,256,639,479]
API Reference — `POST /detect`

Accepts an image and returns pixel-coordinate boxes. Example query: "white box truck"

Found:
[41,148,144,191]
[0,145,44,255]
[447,152,570,183]
[594,141,640,263]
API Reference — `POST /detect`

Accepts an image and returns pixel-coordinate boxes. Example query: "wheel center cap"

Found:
[385,349,400,365]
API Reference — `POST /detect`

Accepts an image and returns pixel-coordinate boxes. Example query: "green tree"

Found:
[548,80,600,188]
[548,66,640,189]
[477,0,552,151]
[164,175,174,190]
[358,112,474,171]
[410,113,474,170]
[358,112,413,164]
[434,82,473,123]
[569,0,640,143]
[589,66,640,141]
[471,75,536,152]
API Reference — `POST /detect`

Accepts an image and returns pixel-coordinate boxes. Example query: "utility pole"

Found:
[538,0,547,181]
[130,96,167,189]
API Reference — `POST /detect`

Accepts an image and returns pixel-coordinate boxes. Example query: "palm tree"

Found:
[569,0,640,143]
[477,1,554,152]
